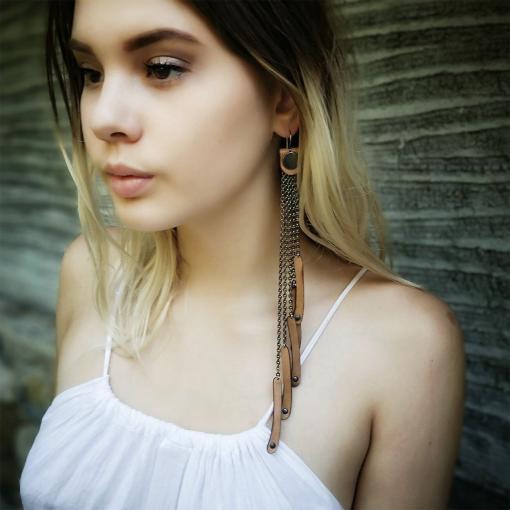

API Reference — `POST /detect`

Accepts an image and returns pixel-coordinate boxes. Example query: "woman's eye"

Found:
[144,59,187,81]
[78,58,187,86]
[79,68,101,85]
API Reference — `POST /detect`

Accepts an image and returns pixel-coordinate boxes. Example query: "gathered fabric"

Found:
[20,267,367,509]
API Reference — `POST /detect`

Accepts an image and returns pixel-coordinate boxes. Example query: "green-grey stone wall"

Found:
[1,1,79,509]
[338,1,509,508]
[0,1,508,508]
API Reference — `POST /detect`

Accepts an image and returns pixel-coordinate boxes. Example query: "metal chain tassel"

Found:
[267,130,304,454]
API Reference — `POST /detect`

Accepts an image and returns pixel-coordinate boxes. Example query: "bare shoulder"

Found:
[351,270,466,508]
[55,233,93,354]
[356,269,465,395]
[360,269,464,355]
[55,228,121,350]
[54,228,121,393]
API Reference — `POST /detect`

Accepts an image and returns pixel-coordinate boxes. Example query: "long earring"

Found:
[267,129,304,454]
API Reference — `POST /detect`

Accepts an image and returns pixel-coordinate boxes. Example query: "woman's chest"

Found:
[106,311,373,508]
[272,358,373,508]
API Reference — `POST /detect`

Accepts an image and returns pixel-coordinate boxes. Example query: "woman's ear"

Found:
[272,84,300,138]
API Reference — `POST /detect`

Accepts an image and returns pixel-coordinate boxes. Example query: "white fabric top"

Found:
[20,266,367,510]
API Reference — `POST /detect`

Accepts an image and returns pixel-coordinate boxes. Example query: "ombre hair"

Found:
[45,0,423,359]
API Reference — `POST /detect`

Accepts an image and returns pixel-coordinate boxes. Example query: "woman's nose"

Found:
[88,73,142,143]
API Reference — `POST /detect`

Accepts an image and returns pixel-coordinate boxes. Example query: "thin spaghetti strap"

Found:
[300,266,368,366]
[258,266,368,427]
[102,334,113,377]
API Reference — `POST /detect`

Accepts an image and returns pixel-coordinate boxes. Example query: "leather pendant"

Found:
[279,148,300,176]
[287,316,302,387]
[267,377,283,453]
[281,344,292,420]
[293,255,304,324]
[294,254,304,351]
[290,287,302,350]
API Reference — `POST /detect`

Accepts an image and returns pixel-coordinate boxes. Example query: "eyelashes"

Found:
[78,60,187,87]
[144,62,186,81]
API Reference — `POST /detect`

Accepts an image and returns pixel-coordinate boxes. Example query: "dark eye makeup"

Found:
[77,57,187,86]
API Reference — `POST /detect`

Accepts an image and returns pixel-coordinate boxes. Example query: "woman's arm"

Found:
[352,291,466,509]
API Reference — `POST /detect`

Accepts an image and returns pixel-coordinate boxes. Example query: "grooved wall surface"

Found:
[336,1,509,508]
[0,1,508,509]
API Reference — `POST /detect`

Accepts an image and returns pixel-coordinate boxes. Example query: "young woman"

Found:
[20,0,465,508]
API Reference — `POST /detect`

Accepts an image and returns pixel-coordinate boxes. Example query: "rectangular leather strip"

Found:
[291,283,296,317]
[281,344,292,420]
[293,255,304,323]
[267,377,283,453]
[287,316,301,387]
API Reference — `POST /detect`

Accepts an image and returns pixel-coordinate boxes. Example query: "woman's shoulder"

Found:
[56,228,121,334]
[54,228,121,394]
[317,254,463,354]
[353,266,465,435]
[332,265,465,408]
[315,257,464,378]
[345,268,465,507]
[358,267,463,352]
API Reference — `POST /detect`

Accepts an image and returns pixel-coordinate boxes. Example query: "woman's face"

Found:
[71,0,282,231]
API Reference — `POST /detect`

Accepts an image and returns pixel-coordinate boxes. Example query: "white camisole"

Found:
[20,267,368,510]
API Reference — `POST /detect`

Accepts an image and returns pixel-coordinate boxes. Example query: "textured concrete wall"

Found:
[0,2,80,509]
[1,1,508,509]
[337,1,510,508]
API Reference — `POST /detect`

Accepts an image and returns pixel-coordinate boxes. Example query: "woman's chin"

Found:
[114,213,179,233]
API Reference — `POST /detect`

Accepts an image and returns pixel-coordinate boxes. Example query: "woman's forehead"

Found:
[71,0,217,52]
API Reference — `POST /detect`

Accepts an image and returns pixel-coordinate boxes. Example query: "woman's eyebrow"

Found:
[69,27,202,55]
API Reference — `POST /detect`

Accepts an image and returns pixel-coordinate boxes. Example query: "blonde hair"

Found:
[46,0,423,359]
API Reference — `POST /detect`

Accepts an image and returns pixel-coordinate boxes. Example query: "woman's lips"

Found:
[107,174,154,198]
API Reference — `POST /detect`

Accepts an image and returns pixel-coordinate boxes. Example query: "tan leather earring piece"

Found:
[287,286,301,349]
[267,377,283,453]
[287,316,301,387]
[281,344,293,420]
[293,255,304,325]
[279,147,300,175]
[267,129,302,454]
[293,254,304,352]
